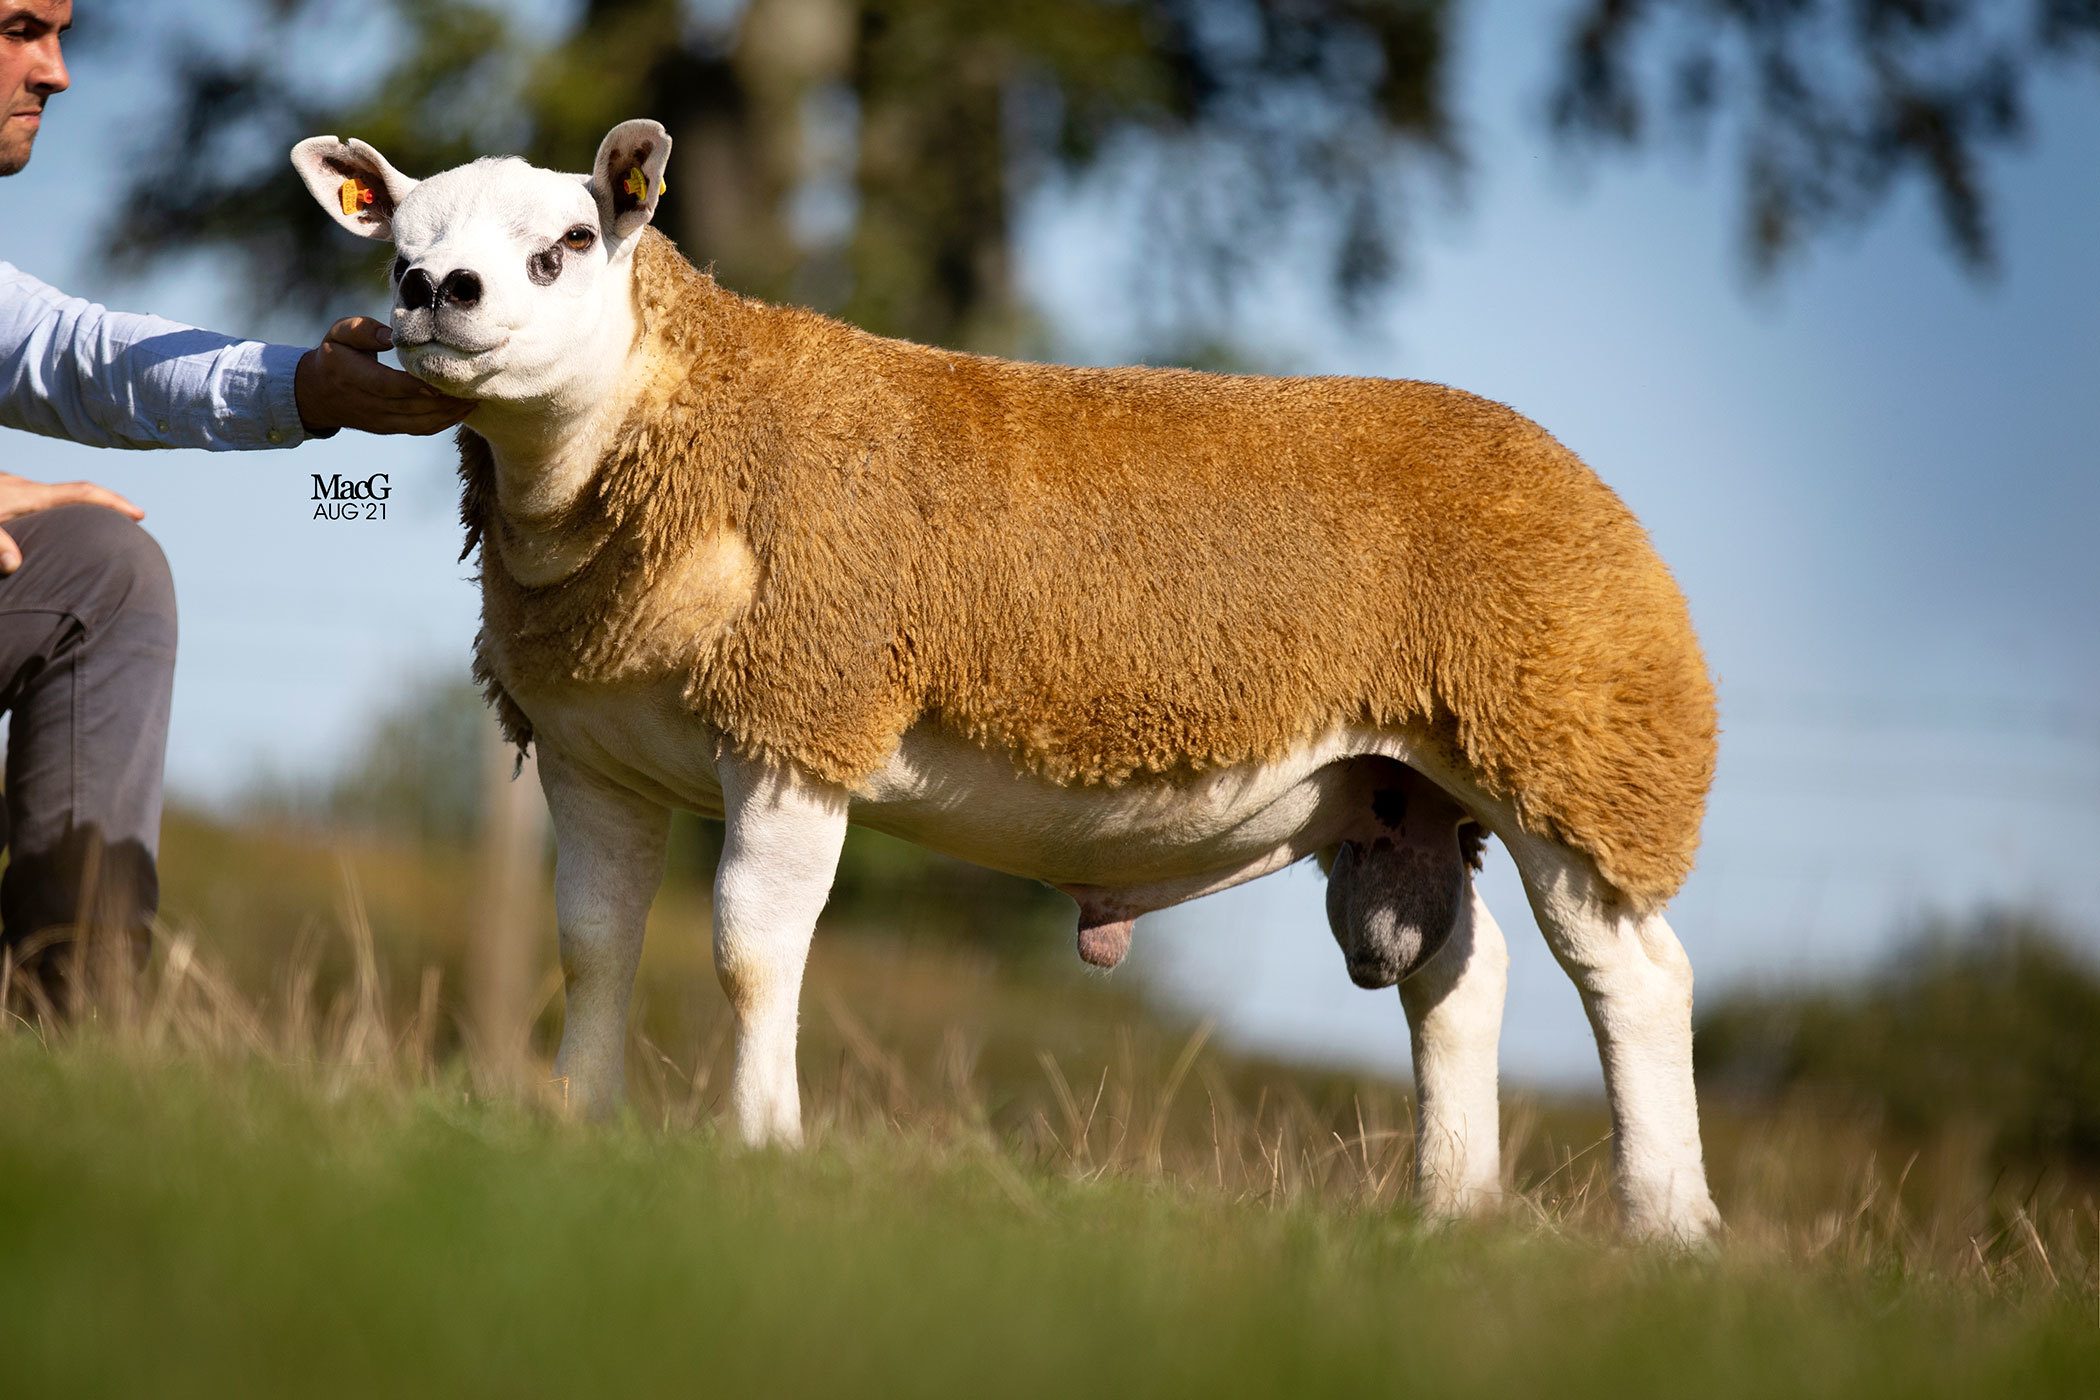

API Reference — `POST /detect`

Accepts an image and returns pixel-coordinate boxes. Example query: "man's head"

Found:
[0,1,68,177]
[288,121,671,407]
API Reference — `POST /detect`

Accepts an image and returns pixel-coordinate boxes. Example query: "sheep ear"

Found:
[589,119,671,244]
[290,136,420,240]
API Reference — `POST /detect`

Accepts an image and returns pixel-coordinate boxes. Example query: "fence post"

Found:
[468,723,550,1093]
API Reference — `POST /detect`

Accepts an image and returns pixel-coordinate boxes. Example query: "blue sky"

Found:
[3,0,2095,1085]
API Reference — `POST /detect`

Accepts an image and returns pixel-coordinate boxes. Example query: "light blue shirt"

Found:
[0,262,312,452]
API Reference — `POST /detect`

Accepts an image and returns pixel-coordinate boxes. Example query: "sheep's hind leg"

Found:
[1324,761,1504,1215]
[1399,875,1509,1217]
[1505,833,1719,1243]
[540,741,671,1118]
[713,752,849,1147]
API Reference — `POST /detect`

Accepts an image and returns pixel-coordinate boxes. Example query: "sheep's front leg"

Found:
[1399,877,1509,1216]
[714,752,849,1147]
[540,742,670,1117]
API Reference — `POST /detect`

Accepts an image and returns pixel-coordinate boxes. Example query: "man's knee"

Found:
[66,503,175,616]
[28,504,177,643]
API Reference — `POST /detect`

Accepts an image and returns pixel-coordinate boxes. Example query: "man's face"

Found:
[0,1,69,177]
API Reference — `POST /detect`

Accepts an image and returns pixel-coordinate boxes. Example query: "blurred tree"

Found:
[92,1,2100,342]
[99,1,535,332]
[239,677,491,847]
[1550,0,2100,276]
[99,0,1456,350]
[1696,911,2100,1169]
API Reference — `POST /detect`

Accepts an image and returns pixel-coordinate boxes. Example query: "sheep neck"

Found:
[468,271,645,588]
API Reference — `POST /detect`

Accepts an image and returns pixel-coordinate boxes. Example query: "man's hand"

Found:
[0,472,144,575]
[294,317,476,437]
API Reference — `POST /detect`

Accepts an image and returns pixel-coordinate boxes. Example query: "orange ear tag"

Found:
[339,178,376,217]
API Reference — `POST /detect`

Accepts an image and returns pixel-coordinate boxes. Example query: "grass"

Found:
[1,807,2097,1396]
[4,1045,2099,1399]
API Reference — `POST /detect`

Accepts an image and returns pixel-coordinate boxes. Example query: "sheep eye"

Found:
[561,225,597,252]
[527,246,564,286]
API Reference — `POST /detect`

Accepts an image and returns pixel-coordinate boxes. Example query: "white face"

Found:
[289,120,672,410]
[385,159,615,402]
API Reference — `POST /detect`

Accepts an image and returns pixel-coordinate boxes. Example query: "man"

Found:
[0,0,471,1002]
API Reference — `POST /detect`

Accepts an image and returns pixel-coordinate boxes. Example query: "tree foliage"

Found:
[101,0,1456,350]
[88,0,2100,350]
[1550,0,2100,275]
[1697,912,2100,1168]
[95,0,2100,345]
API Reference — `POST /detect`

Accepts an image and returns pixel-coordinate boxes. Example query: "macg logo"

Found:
[311,472,392,522]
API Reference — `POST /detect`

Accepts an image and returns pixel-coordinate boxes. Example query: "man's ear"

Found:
[289,136,421,240]
[589,119,672,244]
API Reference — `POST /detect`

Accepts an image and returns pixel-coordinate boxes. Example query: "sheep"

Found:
[290,118,1722,1242]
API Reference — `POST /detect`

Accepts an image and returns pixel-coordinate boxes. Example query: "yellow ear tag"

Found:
[339,178,375,217]
[623,166,649,201]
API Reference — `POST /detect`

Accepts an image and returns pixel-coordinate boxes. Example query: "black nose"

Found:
[438,270,483,309]
[398,267,435,311]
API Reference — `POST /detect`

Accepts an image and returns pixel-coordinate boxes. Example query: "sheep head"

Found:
[288,120,672,407]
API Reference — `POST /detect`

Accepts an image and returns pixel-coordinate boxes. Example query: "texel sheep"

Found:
[292,119,1721,1241]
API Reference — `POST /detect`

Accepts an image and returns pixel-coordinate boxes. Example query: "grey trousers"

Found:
[0,504,176,972]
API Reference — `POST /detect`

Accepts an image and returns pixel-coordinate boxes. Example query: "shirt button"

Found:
[155,420,168,433]
[267,429,285,444]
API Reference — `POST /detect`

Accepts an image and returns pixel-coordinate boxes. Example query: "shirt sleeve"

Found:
[0,261,314,452]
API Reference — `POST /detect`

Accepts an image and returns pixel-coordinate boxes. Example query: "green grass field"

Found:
[4,1045,2098,1399]
[2,808,2097,1397]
